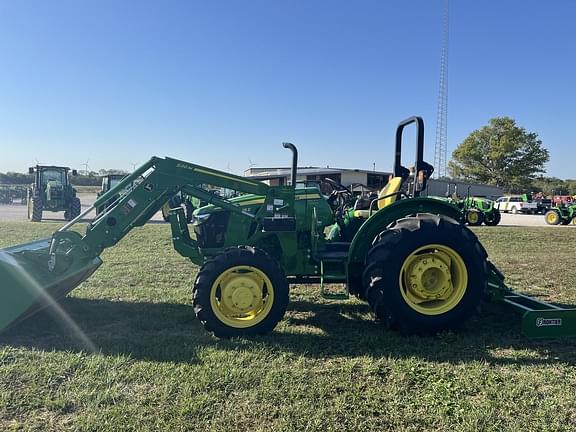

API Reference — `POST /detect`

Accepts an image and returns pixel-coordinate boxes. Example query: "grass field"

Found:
[1,221,576,431]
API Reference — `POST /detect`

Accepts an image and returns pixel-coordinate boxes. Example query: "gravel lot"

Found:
[0,193,164,222]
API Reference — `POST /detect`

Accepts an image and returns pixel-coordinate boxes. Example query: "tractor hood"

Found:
[193,187,323,219]
[194,193,265,217]
[467,197,494,211]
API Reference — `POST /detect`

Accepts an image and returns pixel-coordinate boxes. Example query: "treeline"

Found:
[531,177,576,196]
[0,169,128,187]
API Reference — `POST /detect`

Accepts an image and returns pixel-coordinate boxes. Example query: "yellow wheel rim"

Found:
[546,212,558,224]
[210,265,274,328]
[399,244,468,315]
[467,212,479,224]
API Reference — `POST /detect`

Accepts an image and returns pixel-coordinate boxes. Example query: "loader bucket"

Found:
[0,238,102,332]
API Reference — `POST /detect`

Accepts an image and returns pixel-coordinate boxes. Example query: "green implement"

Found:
[487,264,576,338]
[1,117,575,339]
[0,237,101,331]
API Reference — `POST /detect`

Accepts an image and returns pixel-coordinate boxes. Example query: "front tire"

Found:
[465,209,484,226]
[544,210,561,225]
[363,214,488,335]
[193,246,289,338]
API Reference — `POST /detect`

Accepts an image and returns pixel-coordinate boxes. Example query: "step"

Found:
[320,259,349,300]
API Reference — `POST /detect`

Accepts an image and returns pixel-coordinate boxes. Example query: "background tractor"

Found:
[26,165,81,222]
[544,203,576,225]
[96,174,127,215]
[461,193,501,226]
[1,117,575,339]
[431,184,500,226]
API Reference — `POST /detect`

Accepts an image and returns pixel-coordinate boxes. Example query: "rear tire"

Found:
[71,197,81,219]
[363,214,488,335]
[65,197,81,221]
[484,210,501,226]
[193,246,289,338]
[28,197,43,222]
[511,206,518,214]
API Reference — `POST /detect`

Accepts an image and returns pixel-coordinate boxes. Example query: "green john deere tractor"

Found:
[437,184,501,226]
[96,174,127,216]
[2,117,575,339]
[26,165,81,222]
[461,195,501,226]
[544,203,576,225]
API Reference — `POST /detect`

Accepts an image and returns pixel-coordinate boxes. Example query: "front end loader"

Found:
[2,117,575,339]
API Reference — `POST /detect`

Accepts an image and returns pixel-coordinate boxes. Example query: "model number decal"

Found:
[121,198,138,215]
[536,317,562,327]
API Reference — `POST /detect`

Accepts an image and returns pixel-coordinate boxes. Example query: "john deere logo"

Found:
[536,317,562,327]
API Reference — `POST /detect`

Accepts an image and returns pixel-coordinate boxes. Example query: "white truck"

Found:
[494,196,538,214]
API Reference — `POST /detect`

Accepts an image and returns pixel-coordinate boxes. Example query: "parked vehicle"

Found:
[3,117,575,340]
[534,198,552,214]
[430,185,501,226]
[96,174,127,215]
[27,165,81,222]
[494,196,537,214]
[544,203,576,225]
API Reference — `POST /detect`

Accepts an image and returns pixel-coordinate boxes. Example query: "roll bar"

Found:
[394,116,434,197]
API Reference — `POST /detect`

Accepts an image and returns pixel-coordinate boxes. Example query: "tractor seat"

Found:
[353,177,403,219]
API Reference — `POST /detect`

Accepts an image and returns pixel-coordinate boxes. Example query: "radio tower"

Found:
[433,0,449,178]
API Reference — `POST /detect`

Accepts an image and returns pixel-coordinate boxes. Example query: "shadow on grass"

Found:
[1,297,575,366]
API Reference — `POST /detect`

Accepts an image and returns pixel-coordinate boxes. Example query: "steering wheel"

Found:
[324,178,352,195]
[323,178,354,222]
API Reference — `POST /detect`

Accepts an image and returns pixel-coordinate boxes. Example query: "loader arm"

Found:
[75,157,272,254]
[0,156,296,331]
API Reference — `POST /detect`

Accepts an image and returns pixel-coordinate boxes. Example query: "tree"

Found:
[448,117,549,192]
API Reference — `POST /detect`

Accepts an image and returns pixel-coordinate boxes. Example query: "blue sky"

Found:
[0,0,574,178]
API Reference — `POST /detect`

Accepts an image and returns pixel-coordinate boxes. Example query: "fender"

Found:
[347,198,463,269]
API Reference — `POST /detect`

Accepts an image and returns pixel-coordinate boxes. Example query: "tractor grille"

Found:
[49,188,63,199]
[194,212,230,248]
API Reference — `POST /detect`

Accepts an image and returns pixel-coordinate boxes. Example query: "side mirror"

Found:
[28,167,34,174]
[72,169,78,176]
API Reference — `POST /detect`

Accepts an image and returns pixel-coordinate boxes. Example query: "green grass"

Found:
[1,221,576,431]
